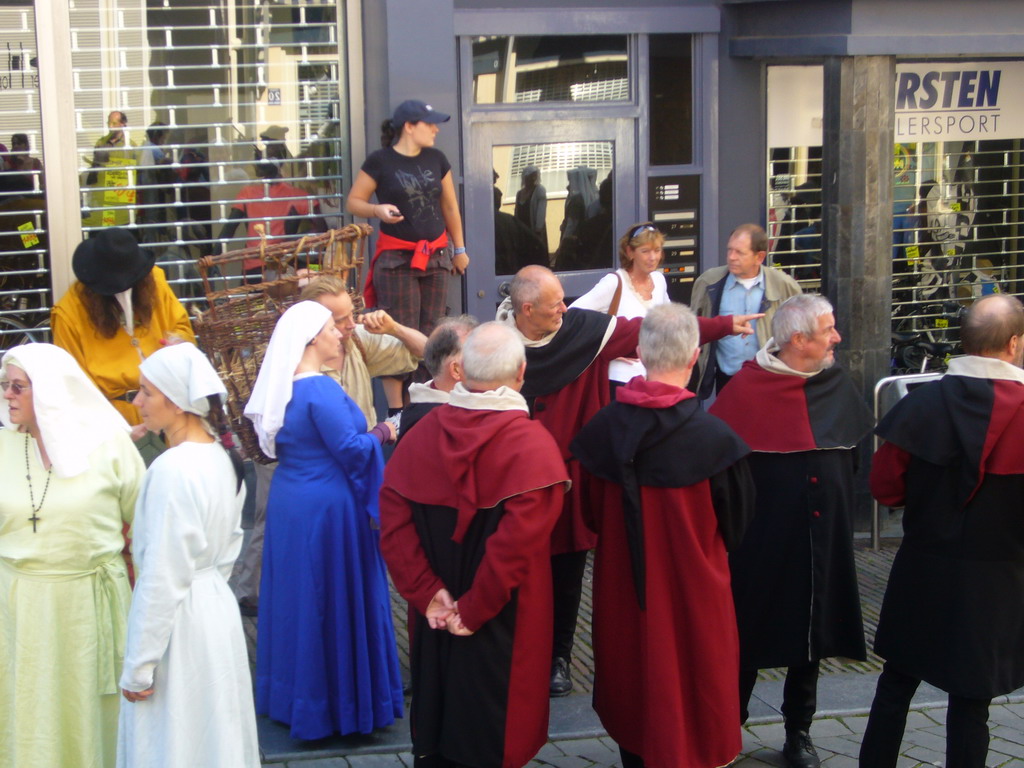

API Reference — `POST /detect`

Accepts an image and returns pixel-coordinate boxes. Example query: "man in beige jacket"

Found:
[691,223,802,400]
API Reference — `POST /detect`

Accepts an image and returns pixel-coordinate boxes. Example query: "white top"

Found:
[409,380,452,405]
[448,381,529,413]
[570,269,670,382]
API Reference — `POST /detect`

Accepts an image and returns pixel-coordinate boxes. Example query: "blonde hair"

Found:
[298,274,348,303]
[618,222,664,269]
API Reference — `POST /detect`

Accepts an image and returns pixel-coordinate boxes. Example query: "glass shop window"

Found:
[69,0,348,305]
[472,35,628,106]
[0,4,50,349]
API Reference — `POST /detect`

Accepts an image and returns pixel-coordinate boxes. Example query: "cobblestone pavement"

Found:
[262,702,1024,767]
[243,544,895,692]
[243,540,1024,766]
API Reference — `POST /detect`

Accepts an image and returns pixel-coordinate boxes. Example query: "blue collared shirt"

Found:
[716,270,764,375]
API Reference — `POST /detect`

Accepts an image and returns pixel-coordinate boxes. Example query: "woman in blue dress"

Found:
[245,300,402,740]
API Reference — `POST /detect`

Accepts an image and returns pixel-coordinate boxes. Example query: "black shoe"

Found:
[782,730,820,768]
[238,598,258,617]
[549,657,573,697]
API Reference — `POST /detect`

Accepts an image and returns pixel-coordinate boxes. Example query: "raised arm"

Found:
[360,309,427,359]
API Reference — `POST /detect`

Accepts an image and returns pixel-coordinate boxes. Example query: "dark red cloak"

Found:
[381,404,568,768]
[571,378,754,768]
[871,371,1024,698]
[525,308,733,554]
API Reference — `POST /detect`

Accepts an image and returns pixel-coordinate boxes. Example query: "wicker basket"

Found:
[193,224,372,463]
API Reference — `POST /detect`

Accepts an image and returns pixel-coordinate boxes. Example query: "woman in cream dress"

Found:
[0,343,145,768]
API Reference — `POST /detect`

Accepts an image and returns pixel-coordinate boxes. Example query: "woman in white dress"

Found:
[570,222,670,387]
[117,342,259,768]
[0,343,144,768]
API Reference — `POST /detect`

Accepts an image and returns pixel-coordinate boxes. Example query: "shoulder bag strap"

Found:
[607,272,624,316]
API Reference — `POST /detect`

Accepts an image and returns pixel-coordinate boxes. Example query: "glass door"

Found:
[464,117,635,318]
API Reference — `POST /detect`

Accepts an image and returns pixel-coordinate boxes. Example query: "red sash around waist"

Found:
[364,231,449,308]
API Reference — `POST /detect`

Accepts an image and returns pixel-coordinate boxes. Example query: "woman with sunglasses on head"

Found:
[117,342,258,768]
[347,99,469,340]
[0,343,145,768]
[244,301,402,741]
[570,222,670,389]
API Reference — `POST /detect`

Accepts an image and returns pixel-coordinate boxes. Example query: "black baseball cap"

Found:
[391,100,451,128]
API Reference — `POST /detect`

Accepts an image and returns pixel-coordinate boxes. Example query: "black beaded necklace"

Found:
[25,433,52,533]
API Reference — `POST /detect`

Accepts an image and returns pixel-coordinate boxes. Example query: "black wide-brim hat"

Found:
[72,228,155,296]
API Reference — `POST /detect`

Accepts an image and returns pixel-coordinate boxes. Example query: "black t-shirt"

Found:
[361,146,451,242]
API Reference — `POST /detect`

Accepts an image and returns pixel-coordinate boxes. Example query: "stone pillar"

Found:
[820,55,895,529]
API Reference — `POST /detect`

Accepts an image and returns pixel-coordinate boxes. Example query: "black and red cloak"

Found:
[710,355,873,669]
[381,393,569,768]
[571,378,754,768]
[509,305,733,554]
[871,355,1024,698]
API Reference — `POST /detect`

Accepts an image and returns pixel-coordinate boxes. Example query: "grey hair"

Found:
[461,322,525,385]
[638,303,699,374]
[773,294,833,346]
[423,315,479,377]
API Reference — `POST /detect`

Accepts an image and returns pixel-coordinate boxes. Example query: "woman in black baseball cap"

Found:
[346,99,469,353]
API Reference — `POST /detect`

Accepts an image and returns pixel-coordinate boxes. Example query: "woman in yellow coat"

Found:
[51,228,196,431]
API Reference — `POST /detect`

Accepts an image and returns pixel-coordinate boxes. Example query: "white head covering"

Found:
[139,342,226,420]
[1,343,131,478]
[244,301,332,458]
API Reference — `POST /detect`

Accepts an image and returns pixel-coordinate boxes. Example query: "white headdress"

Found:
[1,343,130,478]
[244,301,331,458]
[139,342,227,424]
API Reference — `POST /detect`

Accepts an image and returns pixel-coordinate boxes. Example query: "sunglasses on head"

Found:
[631,223,658,239]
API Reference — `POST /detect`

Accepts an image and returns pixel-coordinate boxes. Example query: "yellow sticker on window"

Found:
[950,202,961,212]
[17,221,40,248]
[934,318,949,328]
[905,244,920,265]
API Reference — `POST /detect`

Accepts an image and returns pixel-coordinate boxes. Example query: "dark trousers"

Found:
[740,661,819,733]
[619,747,645,768]
[860,662,991,768]
[551,549,588,660]
[715,367,734,395]
[413,755,466,768]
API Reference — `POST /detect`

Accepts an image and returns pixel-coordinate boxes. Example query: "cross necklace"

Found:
[25,434,52,533]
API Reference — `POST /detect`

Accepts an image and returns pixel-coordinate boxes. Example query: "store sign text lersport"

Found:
[895,63,1022,142]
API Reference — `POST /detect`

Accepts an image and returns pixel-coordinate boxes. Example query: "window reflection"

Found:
[493,141,614,275]
[473,36,628,105]
[70,1,345,299]
[0,4,50,347]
